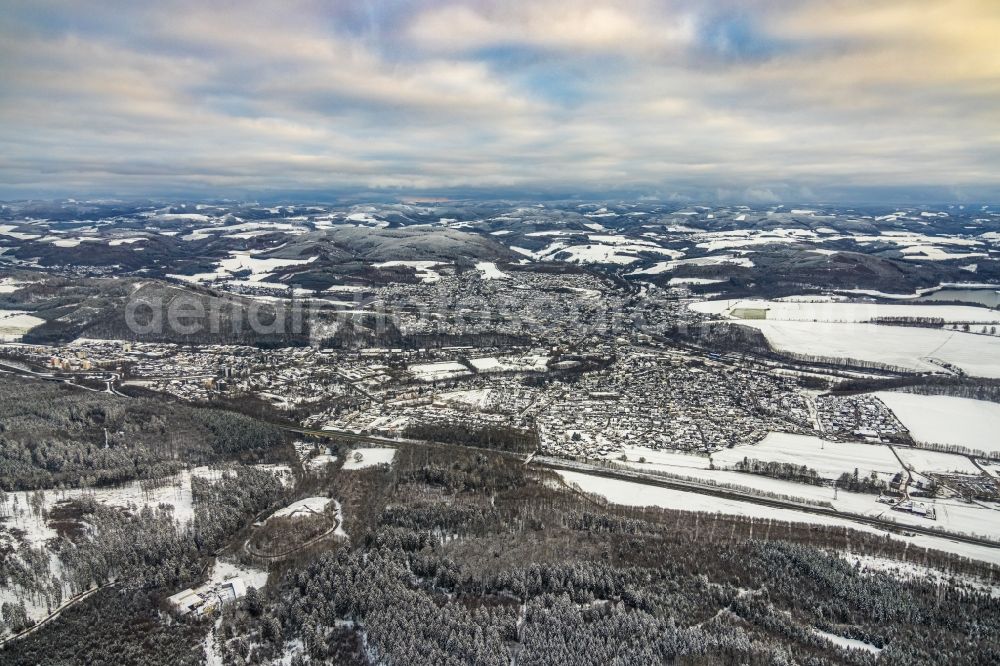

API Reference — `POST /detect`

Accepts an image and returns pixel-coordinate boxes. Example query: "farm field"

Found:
[0,311,45,342]
[342,447,397,470]
[894,447,982,475]
[712,432,902,480]
[691,299,1000,323]
[876,392,1000,454]
[737,320,1000,377]
[555,470,1000,565]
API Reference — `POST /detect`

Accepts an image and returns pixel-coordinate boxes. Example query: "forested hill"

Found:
[1,277,311,347]
[0,375,288,490]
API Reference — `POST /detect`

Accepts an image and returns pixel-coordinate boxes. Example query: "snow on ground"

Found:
[408,361,471,382]
[252,463,294,486]
[556,470,1000,564]
[469,357,502,372]
[604,451,977,529]
[0,225,42,240]
[691,299,1000,323]
[468,355,549,373]
[268,497,332,520]
[537,238,682,265]
[545,244,644,264]
[306,455,338,472]
[692,229,817,252]
[204,559,269,592]
[609,446,713,471]
[667,277,726,286]
[436,389,492,409]
[0,278,34,294]
[842,552,1000,597]
[0,467,230,557]
[876,393,1000,454]
[895,447,981,475]
[713,433,902,480]
[346,211,388,227]
[474,261,509,280]
[628,254,754,275]
[342,448,397,470]
[0,310,45,341]
[373,260,447,282]
[735,320,1000,378]
[216,251,316,276]
[557,470,882,532]
[155,213,212,222]
[900,246,988,261]
[168,251,316,286]
[812,629,882,655]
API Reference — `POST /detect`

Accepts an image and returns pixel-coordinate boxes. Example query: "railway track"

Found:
[287,425,1000,551]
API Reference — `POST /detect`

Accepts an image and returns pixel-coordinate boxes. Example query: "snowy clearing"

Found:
[876,393,1000,454]
[812,629,882,655]
[436,389,492,409]
[268,497,332,520]
[342,448,397,470]
[474,262,509,280]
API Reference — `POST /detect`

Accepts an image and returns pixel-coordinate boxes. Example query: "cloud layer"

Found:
[1,0,998,201]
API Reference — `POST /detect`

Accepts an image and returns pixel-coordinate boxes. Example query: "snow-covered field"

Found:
[474,262,508,280]
[610,446,713,471]
[0,278,34,294]
[667,277,726,286]
[468,355,549,373]
[876,392,1000,454]
[268,497,332,520]
[628,254,754,275]
[558,470,836,522]
[408,361,470,382]
[735,320,1000,377]
[556,470,1000,564]
[436,389,492,409]
[0,310,45,341]
[167,250,316,289]
[342,447,397,470]
[217,251,315,277]
[605,447,997,535]
[895,447,981,475]
[691,299,1000,323]
[373,260,447,282]
[713,432,901,479]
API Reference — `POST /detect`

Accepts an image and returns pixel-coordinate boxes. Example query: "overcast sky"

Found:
[1,0,998,202]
